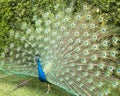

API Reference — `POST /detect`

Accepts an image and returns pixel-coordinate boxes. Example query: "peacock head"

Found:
[34,54,40,62]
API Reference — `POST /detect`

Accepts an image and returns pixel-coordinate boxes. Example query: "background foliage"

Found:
[0,0,120,51]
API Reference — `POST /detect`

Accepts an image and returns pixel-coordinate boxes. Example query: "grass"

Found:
[0,71,119,96]
[0,72,71,96]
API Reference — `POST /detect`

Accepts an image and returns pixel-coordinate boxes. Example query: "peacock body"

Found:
[0,2,120,96]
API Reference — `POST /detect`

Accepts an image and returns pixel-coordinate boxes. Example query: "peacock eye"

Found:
[46,20,51,25]
[111,52,116,57]
[61,27,65,31]
[66,8,71,13]
[36,28,42,33]
[82,23,87,28]
[37,19,41,24]
[95,71,100,76]
[55,23,60,27]
[99,16,103,21]
[101,28,106,33]
[104,89,110,95]
[77,66,82,71]
[32,15,37,21]
[83,5,88,10]
[64,32,69,36]
[64,18,69,22]
[75,47,80,52]
[26,29,31,34]
[68,46,72,50]
[89,86,95,91]
[116,69,120,74]
[74,31,79,36]
[92,45,98,50]
[101,52,107,58]
[88,64,93,70]
[108,66,114,72]
[68,39,73,44]
[80,83,84,87]
[90,24,95,28]
[112,82,119,87]
[81,58,87,63]
[91,55,97,61]
[75,39,81,44]
[99,63,104,69]
[71,23,75,27]
[88,78,93,83]
[84,32,89,36]
[44,28,50,34]
[51,40,55,45]
[57,36,61,40]
[113,37,118,43]
[84,41,89,45]
[76,15,81,19]
[102,40,109,47]
[92,35,97,40]
[44,13,49,17]
[86,15,91,20]
[56,15,60,19]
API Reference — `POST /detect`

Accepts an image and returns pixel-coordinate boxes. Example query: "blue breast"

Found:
[37,59,47,82]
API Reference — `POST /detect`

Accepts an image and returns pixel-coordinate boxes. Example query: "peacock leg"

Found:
[47,84,51,94]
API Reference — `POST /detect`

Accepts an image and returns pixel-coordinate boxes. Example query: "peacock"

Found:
[0,1,120,96]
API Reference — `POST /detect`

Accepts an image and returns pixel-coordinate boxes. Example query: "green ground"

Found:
[0,71,119,96]
[0,72,71,96]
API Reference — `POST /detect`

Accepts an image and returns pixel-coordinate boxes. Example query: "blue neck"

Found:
[37,59,47,82]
